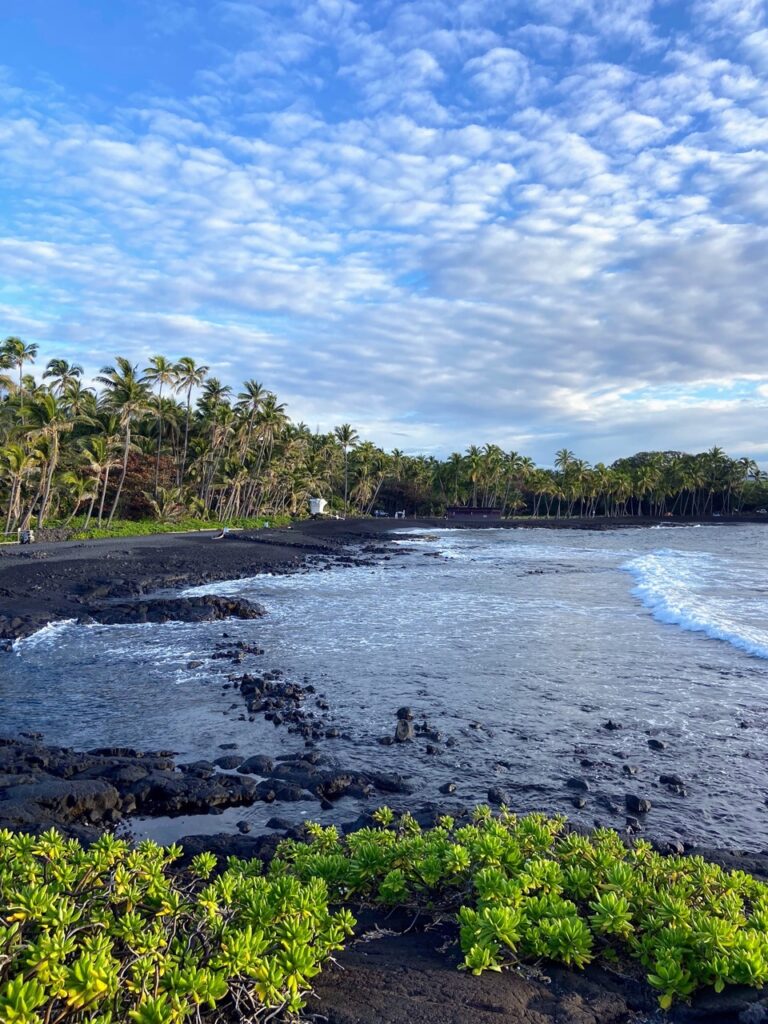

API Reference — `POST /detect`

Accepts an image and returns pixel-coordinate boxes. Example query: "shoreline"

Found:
[0,518,382,644]
[4,516,768,1021]
[2,513,764,644]
[3,513,766,857]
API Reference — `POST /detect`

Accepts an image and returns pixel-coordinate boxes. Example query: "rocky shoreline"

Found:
[0,735,413,842]
[3,517,768,1022]
[3,733,767,1023]
[0,519,393,643]
[2,514,764,644]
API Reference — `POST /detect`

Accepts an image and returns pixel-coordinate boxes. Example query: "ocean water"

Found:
[4,524,768,849]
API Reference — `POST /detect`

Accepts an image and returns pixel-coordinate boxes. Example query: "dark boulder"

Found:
[179,761,216,778]
[625,794,652,814]
[213,755,243,770]
[237,754,275,776]
[127,770,257,816]
[367,772,413,795]
[0,776,121,825]
[77,762,150,786]
[395,719,415,743]
[566,777,590,792]
[265,816,294,830]
[488,787,512,806]
[315,773,354,800]
[178,832,281,869]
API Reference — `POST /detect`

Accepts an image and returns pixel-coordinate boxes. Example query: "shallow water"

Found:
[5,524,768,849]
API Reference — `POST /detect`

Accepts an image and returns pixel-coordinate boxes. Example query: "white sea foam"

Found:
[13,618,79,653]
[181,576,266,597]
[650,523,703,529]
[623,550,768,659]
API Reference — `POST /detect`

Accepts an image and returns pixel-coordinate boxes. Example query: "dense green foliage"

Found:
[0,829,354,1023]
[274,806,768,1010]
[1,338,766,535]
[3,812,768,1018]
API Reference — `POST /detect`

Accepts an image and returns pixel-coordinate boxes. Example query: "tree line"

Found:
[0,336,765,534]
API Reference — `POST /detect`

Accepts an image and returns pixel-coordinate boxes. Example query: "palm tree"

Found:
[0,347,14,396]
[144,355,176,495]
[334,424,359,517]
[96,359,150,524]
[554,448,575,472]
[236,379,266,454]
[61,378,96,419]
[3,337,38,417]
[43,359,83,395]
[446,452,463,504]
[250,394,288,513]
[197,381,233,508]
[1,443,39,534]
[79,435,119,528]
[59,472,98,526]
[26,392,74,528]
[465,445,482,507]
[173,357,208,483]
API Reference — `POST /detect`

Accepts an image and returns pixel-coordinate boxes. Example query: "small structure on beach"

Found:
[309,497,328,516]
[445,506,502,519]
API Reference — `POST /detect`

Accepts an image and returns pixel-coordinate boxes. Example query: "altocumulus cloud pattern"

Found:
[1,0,767,460]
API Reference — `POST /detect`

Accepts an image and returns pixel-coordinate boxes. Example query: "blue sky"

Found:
[1,0,767,463]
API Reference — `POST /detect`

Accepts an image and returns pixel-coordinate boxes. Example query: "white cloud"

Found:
[0,0,767,463]
[464,47,536,101]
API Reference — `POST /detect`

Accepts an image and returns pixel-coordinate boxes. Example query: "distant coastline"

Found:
[2,513,766,645]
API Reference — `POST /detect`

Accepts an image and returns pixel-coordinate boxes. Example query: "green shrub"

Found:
[5,811,768,1015]
[273,807,768,1008]
[0,830,354,1023]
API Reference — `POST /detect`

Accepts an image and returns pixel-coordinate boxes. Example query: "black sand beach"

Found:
[3,514,765,643]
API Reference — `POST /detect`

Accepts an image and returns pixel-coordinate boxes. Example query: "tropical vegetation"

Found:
[1,337,766,537]
[276,805,768,1009]
[4,808,768,1021]
[0,828,354,1023]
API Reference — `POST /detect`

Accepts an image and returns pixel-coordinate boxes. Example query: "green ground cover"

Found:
[62,515,291,541]
[2,808,768,1021]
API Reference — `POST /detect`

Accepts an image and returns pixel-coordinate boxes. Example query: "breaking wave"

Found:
[13,619,79,653]
[623,550,768,659]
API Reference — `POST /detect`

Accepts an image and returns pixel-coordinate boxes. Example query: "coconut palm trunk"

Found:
[108,425,131,525]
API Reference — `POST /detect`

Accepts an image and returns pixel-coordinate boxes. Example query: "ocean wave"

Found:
[181,576,266,597]
[650,523,703,529]
[623,551,768,659]
[13,619,79,653]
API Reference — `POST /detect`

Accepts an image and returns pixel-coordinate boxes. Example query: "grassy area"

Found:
[60,515,293,541]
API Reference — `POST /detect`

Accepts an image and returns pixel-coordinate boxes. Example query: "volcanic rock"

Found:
[625,794,652,814]
[84,595,266,626]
